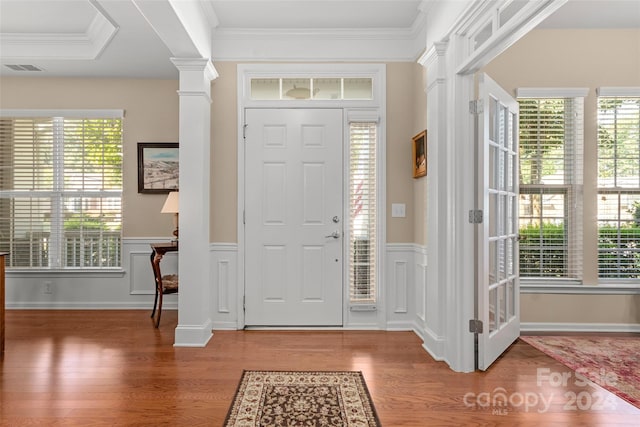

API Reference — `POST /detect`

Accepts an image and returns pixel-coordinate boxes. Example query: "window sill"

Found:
[521,280,640,295]
[7,269,125,279]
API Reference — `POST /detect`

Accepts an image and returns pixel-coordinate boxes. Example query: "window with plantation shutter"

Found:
[517,90,585,281]
[349,122,377,304]
[597,90,640,279]
[0,111,123,269]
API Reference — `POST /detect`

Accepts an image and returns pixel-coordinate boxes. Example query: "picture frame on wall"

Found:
[137,142,179,193]
[412,130,427,178]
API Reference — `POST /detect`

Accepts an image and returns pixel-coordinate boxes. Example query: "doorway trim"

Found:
[236,63,387,329]
[418,0,570,372]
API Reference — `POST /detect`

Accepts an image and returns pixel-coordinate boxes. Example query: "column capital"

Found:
[418,41,449,68]
[170,58,218,81]
[171,58,218,102]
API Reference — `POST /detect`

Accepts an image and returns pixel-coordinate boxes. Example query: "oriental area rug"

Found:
[223,370,381,426]
[521,335,640,408]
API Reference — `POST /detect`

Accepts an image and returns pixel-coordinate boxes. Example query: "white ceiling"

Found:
[0,0,638,79]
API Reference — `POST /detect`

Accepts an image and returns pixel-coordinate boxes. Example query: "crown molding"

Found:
[0,0,118,60]
[211,24,427,62]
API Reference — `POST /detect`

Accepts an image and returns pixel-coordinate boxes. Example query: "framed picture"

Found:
[412,130,427,178]
[137,142,179,193]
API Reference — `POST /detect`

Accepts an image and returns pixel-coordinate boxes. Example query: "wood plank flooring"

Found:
[1,310,639,426]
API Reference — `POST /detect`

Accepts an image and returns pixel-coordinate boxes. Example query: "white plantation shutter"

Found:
[517,91,585,281]
[349,122,377,303]
[0,111,123,269]
[596,89,640,279]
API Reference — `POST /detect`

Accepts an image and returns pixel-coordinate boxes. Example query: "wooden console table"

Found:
[149,242,178,328]
[1,252,7,355]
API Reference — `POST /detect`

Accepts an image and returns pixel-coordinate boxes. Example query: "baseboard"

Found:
[5,302,177,310]
[385,320,414,331]
[521,322,640,333]
[174,319,214,347]
[212,321,239,330]
[415,324,446,362]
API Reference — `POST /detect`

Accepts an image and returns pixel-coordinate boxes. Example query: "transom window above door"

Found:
[250,77,373,100]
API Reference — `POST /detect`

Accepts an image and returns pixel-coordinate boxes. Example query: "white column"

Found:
[171,58,218,347]
[444,35,476,373]
[419,36,476,372]
[418,41,448,360]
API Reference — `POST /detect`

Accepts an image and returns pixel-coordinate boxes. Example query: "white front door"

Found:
[244,108,343,326]
[477,74,520,370]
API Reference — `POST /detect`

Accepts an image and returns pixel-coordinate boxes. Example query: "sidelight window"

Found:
[349,122,377,303]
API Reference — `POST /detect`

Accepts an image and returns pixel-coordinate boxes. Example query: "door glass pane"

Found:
[489,145,498,189]
[498,149,505,191]
[508,111,516,152]
[474,21,492,50]
[500,104,508,148]
[490,97,498,142]
[489,287,497,333]
[489,193,498,238]
[283,78,312,99]
[251,79,280,100]
[313,78,341,100]
[500,1,527,27]
[498,284,506,327]
[489,240,497,283]
[344,78,373,99]
[498,238,506,282]
[499,194,507,236]
[509,281,516,320]
[506,151,515,192]
[506,237,514,276]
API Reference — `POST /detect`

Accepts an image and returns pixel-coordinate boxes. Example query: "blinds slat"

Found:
[0,115,123,269]
[518,97,583,280]
[597,96,640,278]
[349,122,377,303]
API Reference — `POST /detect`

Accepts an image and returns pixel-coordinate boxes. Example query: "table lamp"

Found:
[161,191,179,241]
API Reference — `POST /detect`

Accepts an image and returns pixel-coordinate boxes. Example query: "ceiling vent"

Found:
[5,64,44,72]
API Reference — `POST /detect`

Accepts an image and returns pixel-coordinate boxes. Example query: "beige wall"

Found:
[210,62,238,243]
[386,62,425,244]
[413,65,428,246]
[0,63,426,245]
[0,77,180,238]
[522,293,640,324]
[484,28,640,325]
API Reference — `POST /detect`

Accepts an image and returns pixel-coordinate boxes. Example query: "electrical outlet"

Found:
[43,281,53,294]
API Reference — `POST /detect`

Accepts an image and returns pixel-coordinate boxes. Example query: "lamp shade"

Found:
[161,191,179,214]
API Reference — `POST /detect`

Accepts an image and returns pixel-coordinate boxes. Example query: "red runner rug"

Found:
[521,335,640,408]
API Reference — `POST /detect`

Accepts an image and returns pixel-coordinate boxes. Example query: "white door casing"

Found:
[244,108,344,326]
[477,74,520,370]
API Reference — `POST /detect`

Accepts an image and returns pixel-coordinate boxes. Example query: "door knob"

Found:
[325,231,340,239]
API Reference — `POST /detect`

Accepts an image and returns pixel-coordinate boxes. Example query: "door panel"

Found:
[478,74,520,370]
[244,108,343,326]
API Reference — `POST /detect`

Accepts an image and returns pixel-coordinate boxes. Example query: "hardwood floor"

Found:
[1,310,639,426]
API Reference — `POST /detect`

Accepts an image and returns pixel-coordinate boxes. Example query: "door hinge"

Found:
[243,210,246,225]
[243,124,248,140]
[469,319,484,334]
[469,209,483,224]
[243,295,246,311]
[469,100,483,114]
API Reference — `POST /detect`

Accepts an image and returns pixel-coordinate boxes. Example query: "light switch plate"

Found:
[391,203,406,218]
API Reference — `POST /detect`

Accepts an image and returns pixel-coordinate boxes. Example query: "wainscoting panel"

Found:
[210,243,238,329]
[129,250,157,295]
[5,238,175,309]
[415,245,427,325]
[385,244,419,330]
[393,260,408,314]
